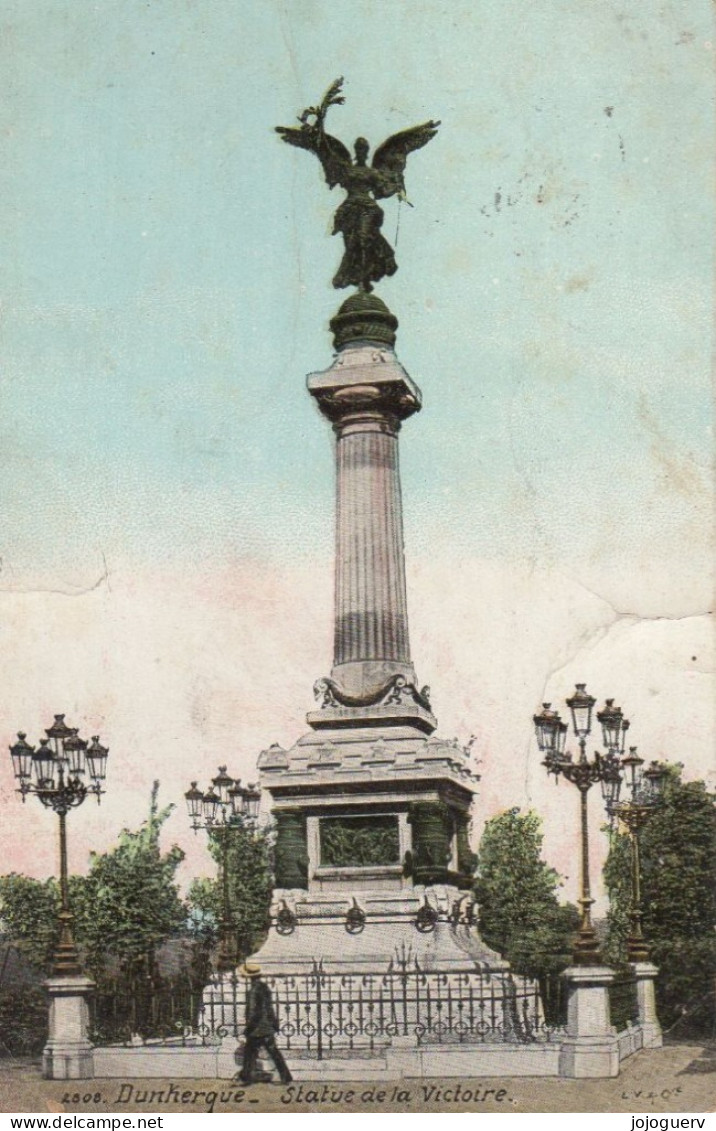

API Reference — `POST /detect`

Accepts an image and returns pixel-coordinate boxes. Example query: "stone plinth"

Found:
[252,720,505,1021]
[633,962,663,1048]
[258,722,480,907]
[43,975,95,1080]
[558,966,619,1079]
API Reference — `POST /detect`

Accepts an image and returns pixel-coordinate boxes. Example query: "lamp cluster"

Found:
[533,687,667,811]
[184,767,262,973]
[185,767,260,831]
[533,684,668,966]
[10,715,109,812]
[604,748,668,826]
[8,714,109,976]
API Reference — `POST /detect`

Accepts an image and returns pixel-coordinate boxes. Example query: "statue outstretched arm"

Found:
[371,120,441,200]
[275,77,352,190]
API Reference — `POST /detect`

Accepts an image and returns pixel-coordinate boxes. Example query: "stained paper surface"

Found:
[0,0,713,1115]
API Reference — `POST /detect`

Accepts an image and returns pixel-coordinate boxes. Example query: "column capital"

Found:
[307,344,422,429]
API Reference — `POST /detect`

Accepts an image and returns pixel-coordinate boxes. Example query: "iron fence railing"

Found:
[609,971,639,1032]
[90,973,208,1046]
[92,955,561,1056]
[200,955,557,1058]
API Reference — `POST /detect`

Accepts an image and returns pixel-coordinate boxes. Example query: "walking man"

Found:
[238,962,292,1085]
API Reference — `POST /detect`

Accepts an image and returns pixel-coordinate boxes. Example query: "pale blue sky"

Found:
[1,0,712,598]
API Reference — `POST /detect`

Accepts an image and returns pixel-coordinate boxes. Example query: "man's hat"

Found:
[238,962,262,978]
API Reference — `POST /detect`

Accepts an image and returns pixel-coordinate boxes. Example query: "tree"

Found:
[0,874,60,974]
[604,766,716,1035]
[0,786,191,1046]
[473,808,578,1017]
[70,781,186,977]
[187,819,273,964]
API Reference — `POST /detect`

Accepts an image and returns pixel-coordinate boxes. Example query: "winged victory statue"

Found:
[276,78,439,293]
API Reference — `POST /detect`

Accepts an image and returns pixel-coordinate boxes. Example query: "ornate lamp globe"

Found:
[185,782,204,823]
[9,733,34,780]
[533,703,566,754]
[566,684,596,738]
[33,739,56,788]
[85,736,109,783]
[596,699,623,753]
[63,730,88,777]
[599,751,623,810]
[643,760,669,801]
[244,783,261,821]
[202,786,222,825]
[622,746,644,794]
[212,765,234,805]
[45,713,74,757]
[228,780,245,818]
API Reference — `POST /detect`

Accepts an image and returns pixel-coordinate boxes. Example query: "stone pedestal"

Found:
[559,966,619,1079]
[238,297,522,1068]
[633,962,662,1048]
[43,975,95,1080]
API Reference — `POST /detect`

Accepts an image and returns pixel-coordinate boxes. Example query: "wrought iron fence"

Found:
[92,955,559,1056]
[609,971,639,1032]
[200,956,556,1059]
[540,972,569,1029]
[90,973,209,1046]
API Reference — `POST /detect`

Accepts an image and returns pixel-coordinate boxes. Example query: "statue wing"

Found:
[275,126,352,190]
[371,120,440,199]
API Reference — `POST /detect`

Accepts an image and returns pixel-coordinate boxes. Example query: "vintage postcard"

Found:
[0,0,713,1119]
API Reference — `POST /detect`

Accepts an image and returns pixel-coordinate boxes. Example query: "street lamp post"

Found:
[9,716,109,975]
[185,768,260,973]
[600,746,667,962]
[533,685,624,966]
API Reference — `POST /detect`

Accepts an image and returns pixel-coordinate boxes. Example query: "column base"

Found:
[43,1042,94,1081]
[640,1023,663,1049]
[633,962,663,1048]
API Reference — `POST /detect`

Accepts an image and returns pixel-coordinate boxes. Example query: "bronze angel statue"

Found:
[276,78,439,292]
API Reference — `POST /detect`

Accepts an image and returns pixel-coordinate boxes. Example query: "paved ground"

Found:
[0,1041,714,1114]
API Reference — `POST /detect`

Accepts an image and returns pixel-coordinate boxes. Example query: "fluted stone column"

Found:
[307,294,430,711]
[334,412,411,686]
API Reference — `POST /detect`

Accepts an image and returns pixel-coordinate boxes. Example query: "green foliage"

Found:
[602,829,632,967]
[320,816,400,867]
[0,785,190,1052]
[188,819,273,962]
[0,874,61,974]
[70,781,186,976]
[474,808,579,986]
[0,986,48,1056]
[604,766,716,1035]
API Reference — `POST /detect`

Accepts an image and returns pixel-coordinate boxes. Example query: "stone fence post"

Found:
[559,966,619,1078]
[43,975,95,1080]
[632,962,662,1048]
